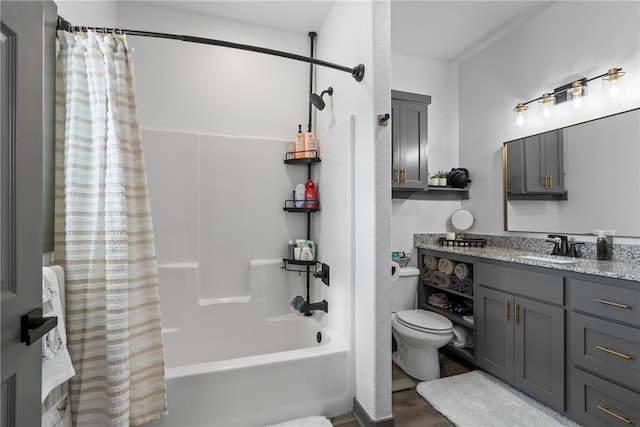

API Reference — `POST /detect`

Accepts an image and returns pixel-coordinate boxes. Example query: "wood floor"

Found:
[331,350,475,427]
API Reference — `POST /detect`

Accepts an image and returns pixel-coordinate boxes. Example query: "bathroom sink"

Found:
[518,255,578,264]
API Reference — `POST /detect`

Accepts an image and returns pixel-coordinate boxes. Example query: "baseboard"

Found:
[352,397,395,427]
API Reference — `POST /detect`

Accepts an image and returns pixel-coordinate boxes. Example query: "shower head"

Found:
[310,87,333,111]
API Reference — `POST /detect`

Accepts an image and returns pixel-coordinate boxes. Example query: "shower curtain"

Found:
[54,31,167,426]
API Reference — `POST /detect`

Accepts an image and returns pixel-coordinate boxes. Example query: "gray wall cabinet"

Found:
[507,129,566,198]
[475,263,565,412]
[391,90,430,190]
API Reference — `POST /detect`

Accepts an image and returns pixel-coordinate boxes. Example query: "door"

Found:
[1,2,56,425]
[514,296,565,411]
[476,286,514,383]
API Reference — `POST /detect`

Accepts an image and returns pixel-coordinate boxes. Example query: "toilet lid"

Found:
[396,310,453,333]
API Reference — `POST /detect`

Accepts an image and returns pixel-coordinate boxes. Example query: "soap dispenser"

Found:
[593,230,616,260]
[595,230,608,260]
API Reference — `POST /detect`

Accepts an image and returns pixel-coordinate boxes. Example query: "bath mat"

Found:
[417,370,580,427]
[264,415,333,427]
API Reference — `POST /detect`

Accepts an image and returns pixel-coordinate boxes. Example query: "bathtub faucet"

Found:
[292,296,328,315]
[304,299,328,315]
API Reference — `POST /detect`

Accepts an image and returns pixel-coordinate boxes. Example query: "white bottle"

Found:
[295,184,305,208]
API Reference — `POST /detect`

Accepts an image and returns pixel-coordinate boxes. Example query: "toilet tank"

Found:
[391,266,420,312]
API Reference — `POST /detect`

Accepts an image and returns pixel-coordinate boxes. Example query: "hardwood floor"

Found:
[331,350,475,427]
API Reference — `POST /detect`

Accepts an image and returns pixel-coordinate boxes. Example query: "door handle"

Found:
[21,307,57,346]
[504,300,510,321]
[514,303,520,325]
[394,168,400,183]
[402,168,407,183]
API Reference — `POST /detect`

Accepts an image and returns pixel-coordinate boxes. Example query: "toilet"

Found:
[391,266,453,381]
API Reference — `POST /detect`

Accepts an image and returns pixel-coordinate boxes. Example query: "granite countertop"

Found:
[414,235,640,283]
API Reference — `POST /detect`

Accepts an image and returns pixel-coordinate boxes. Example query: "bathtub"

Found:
[149,260,352,427]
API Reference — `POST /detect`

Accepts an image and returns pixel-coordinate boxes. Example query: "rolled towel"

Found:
[450,325,474,348]
[460,278,474,296]
[428,292,448,303]
[423,255,439,271]
[433,271,453,288]
[421,268,435,284]
[454,263,472,280]
[450,276,462,292]
[438,258,456,275]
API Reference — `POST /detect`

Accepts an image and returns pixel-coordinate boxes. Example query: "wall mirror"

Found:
[503,108,640,237]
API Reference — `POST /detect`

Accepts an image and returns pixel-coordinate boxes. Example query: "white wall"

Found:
[390,53,462,257]
[317,1,392,422]
[459,1,640,244]
[56,0,118,27]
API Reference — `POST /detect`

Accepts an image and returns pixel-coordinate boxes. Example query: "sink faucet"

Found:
[547,234,569,255]
[547,234,584,257]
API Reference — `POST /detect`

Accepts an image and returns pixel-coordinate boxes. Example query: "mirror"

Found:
[503,108,640,237]
[451,209,474,231]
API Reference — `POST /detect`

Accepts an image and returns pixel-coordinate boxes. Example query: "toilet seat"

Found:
[395,310,453,334]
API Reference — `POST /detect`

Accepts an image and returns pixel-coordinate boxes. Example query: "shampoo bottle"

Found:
[295,183,305,208]
[294,125,305,159]
[304,179,317,208]
[304,125,318,158]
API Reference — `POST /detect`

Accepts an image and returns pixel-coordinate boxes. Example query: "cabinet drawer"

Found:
[570,367,640,427]
[476,263,564,304]
[570,312,640,392]
[570,279,640,325]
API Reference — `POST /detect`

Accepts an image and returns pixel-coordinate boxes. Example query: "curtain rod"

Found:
[56,16,365,82]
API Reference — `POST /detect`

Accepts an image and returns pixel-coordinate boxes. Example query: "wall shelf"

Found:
[392,186,469,200]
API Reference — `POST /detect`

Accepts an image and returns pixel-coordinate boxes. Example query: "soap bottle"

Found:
[295,183,305,208]
[304,179,317,208]
[594,230,608,260]
[304,125,317,158]
[294,125,305,159]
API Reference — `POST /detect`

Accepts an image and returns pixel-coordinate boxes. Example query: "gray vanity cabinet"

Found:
[476,263,565,412]
[507,129,566,197]
[391,90,430,190]
[567,277,640,427]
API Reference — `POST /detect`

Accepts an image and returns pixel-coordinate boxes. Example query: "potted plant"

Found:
[436,170,448,186]
[428,172,439,186]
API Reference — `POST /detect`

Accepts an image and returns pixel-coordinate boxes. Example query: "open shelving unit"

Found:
[282,152,329,314]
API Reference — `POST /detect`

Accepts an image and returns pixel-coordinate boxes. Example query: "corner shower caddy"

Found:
[282,150,329,315]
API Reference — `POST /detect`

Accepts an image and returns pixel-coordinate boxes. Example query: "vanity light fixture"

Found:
[512,67,624,126]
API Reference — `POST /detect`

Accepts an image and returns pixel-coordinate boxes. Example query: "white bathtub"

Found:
[149,260,352,426]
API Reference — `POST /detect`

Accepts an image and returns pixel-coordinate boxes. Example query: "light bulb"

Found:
[538,93,553,119]
[602,68,625,101]
[513,102,528,127]
[568,81,586,110]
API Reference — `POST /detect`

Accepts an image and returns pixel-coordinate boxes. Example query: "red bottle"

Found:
[304,180,317,208]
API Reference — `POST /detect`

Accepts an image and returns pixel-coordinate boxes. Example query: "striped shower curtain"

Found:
[54,31,167,426]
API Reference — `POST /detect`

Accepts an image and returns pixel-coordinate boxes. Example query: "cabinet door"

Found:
[524,130,565,193]
[514,296,565,411]
[541,130,565,194]
[393,100,428,189]
[476,286,514,383]
[506,138,526,195]
[391,99,402,187]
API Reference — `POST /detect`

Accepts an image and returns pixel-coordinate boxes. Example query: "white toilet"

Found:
[391,266,454,381]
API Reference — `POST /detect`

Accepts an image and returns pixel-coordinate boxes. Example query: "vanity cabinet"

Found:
[475,263,565,412]
[567,277,640,427]
[507,129,566,198]
[391,90,430,190]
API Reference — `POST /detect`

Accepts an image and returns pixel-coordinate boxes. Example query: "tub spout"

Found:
[292,296,328,315]
[305,299,328,314]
